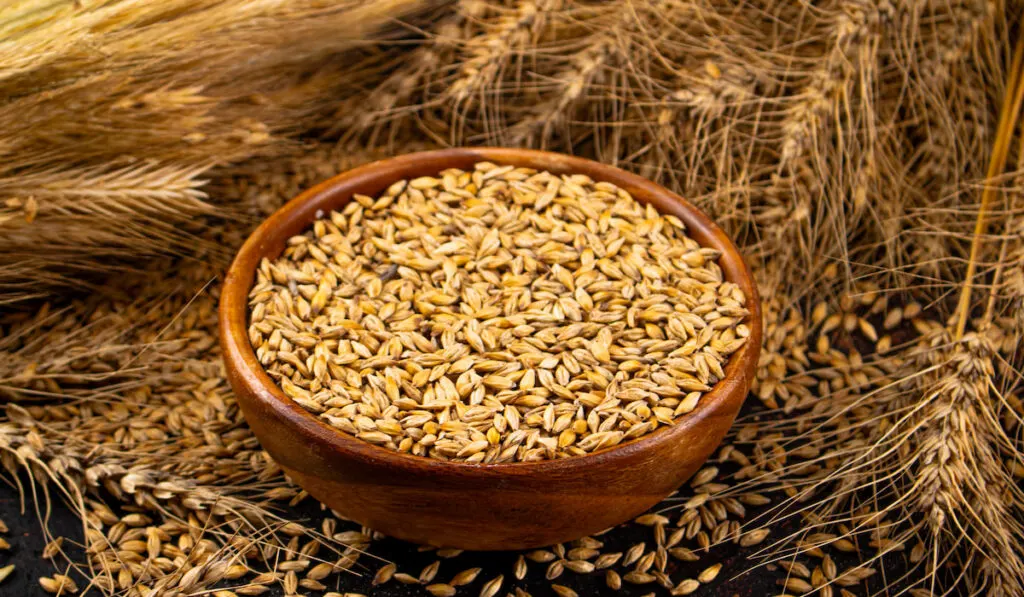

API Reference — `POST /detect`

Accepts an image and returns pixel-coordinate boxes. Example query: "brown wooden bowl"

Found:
[219,148,762,551]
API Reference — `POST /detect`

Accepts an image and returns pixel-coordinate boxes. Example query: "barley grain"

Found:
[514,555,527,580]
[623,571,656,584]
[40,574,78,594]
[373,563,396,585]
[451,567,482,586]
[564,559,595,574]
[634,514,670,526]
[567,547,599,560]
[283,570,298,594]
[42,537,64,559]
[306,562,333,581]
[527,550,556,563]
[698,563,721,583]
[605,570,622,590]
[623,543,646,566]
[395,572,420,584]
[420,560,441,583]
[671,544,700,562]
[633,552,655,574]
[740,528,770,547]
[671,578,700,595]
[783,577,814,593]
[248,163,746,462]
[778,561,810,578]
[427,583,457,597]
[546,560,564,580]
[479,574,503,597]
[299,578,326,590]
[594,552,622,569]
[822,555,837,580]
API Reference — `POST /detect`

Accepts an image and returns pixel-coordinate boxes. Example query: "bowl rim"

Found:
[219,147,762,479]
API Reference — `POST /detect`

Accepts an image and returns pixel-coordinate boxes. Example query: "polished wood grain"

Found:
[219,148,763,550]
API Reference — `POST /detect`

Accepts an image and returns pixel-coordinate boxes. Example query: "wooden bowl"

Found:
[219,148,762,551]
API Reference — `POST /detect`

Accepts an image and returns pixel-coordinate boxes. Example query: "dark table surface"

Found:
[0,474,914,597]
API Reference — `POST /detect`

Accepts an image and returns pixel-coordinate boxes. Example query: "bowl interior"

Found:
[219,147,762,477]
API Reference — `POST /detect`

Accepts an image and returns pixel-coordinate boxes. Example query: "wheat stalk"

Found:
[0,0,440,306]
[953,31,1024,338]
[1,1,1022,595]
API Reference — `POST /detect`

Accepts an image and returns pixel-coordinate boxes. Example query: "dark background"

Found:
[0,474,912,596]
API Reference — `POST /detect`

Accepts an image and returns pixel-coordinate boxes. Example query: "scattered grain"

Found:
[479,574,503,597]
[451,567,482,586]
[606,570,622,590]
[427,583,457,597]
[671,578,700,595]
[373,563,396,585]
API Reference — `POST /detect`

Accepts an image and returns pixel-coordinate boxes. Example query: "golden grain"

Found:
[451,567,482,586]
[623,571,656,584]
[783,577,814,593]
[373,563,396,585]
[420,560,441,583]
[394,572,421,584]
[594,552,622,569]
[300,578,327,590]
[249,163,745,462]
[306,562,333,581]
[669,547,699,562]
[739,528,770,547]
[697,563,721,583]
[39,575,78,594]
[479,574,503,597]
[623,543,646,567]
[671,578,700,595]
[426,583,457,597]
[546,560,564,580]
[605,569,622,590]
[514,555,527,580]
[561,559,594,574]
[634,552,655,574]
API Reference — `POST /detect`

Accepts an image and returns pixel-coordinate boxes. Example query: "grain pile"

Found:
[249,162,748,462]
[0,0,1022,596]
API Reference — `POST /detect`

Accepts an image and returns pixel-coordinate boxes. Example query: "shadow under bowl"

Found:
[218,147,762,551]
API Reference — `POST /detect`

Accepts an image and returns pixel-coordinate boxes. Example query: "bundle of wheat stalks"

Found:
[1,0,1022,596]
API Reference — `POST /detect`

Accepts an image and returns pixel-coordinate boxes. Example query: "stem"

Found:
[954,33,1024,339]
[983,131,1024,323]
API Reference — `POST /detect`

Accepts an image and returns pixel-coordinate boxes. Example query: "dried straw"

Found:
[1,1,1023,595]
[0,0,441,306]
